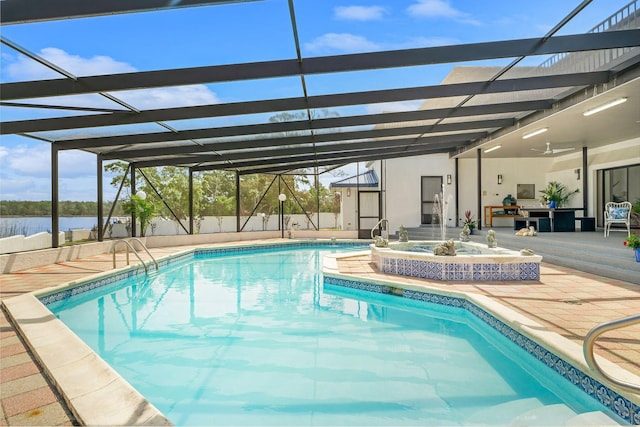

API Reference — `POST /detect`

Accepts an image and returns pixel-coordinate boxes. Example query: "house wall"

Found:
[339,188,359,231]
[457,157,552,228]
[376,153,456,232]
[373,136,639,232]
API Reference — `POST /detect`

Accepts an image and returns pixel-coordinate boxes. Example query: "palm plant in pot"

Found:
[539,181,579,208]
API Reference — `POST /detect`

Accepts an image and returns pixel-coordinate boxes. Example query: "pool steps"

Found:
[467,398,619,425]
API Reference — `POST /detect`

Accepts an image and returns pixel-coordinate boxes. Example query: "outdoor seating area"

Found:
[605,201,633,237]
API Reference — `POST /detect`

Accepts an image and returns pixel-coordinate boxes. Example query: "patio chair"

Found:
[604,201,631,237]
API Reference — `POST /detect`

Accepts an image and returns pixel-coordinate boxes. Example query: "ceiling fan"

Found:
[531,142,575,155]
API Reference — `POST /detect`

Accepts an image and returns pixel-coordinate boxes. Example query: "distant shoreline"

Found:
[0,215,98,218]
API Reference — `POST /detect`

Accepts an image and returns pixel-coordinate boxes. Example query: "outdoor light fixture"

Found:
[346,188,351,197]
[497,174,503,185]
[446,174,452,185]
[522,128,548,139]
[575,168,581,180]
[136,190,146,200]
[583,97,627,116]
[484,145,501,153]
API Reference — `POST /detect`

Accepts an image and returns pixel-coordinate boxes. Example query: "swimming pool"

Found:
[42,243,630,425]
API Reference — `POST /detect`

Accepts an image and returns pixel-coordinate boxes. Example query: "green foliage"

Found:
[0,200,122,216]
[123,194,156,237]
[463,209,477,230]
[539,181,579,208]
[625,233,640,250]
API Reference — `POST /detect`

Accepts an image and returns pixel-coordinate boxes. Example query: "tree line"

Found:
[0,200,124,217]
[1,167,343,221]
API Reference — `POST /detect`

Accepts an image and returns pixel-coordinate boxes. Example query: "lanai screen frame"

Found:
[1,0,639,246]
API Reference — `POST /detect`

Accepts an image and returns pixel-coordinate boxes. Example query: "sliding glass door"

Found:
[597,164,639,228]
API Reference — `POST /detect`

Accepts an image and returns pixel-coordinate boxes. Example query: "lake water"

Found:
[0,217,99,237]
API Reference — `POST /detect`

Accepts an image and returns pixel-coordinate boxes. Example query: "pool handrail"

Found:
[112,238,159,274]
[583,313,640,394]
[371,218,389,240]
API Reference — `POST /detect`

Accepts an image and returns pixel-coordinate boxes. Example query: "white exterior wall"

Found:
[376,153,456,232]
[458,157,553,227]
[377,136,639,230]
[339,189,358,231]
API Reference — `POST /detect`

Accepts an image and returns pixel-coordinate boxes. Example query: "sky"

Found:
[0,0,633,202]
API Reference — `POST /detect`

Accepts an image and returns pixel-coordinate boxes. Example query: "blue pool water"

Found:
[46,245,623,426]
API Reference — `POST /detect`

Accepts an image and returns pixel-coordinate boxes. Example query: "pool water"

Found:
[47,245,621,426]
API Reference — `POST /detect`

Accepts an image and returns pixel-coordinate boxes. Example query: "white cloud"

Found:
[5,47,136,80]
[4,47,221,109]
[334,6,387,21]
[1,48,224,201]
[393,36,458,49]
[305,33,381,54]
[3,145,96,178]
[117,85,221,109]
[365,100,424,114]
[406,0,481,25]
[0,142,119,201]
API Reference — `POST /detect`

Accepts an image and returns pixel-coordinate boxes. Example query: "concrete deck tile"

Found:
[6,401,72,426]
[1,362,40,384]
[0,374,48,399]
[1,352,33,370]
[2,386,58,418]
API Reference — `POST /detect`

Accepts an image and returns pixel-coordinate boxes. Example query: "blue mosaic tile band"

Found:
[380,255,540,281]
[322,276,392,295]
[323,275,638,425]
[40,241,368,305]
[195,240,369,258]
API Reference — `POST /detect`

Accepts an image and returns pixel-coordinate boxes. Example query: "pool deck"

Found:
[1,238,639,425]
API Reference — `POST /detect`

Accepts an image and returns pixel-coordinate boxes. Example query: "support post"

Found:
[235,171,240,232]
[582,147,588,215]
[189,168,194,234]
[97,154,104,242]
[130,165,136,237]
[455,157,459,228]
[477,148,482,231]
[51,145,59,248]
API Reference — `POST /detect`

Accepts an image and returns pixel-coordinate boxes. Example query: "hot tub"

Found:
[371,241,542,281]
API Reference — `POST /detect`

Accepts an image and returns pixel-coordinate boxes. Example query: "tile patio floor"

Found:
[1,240,639,425]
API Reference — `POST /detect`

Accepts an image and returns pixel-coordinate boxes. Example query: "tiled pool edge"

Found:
[322,273,640,425]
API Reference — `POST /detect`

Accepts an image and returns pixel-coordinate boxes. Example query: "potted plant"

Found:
[539,181,579,208]
[463,209,477,234]
[624,233,640,262]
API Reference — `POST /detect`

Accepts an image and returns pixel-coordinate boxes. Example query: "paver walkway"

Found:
[1,241,639,425]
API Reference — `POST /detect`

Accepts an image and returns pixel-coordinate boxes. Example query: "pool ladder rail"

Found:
[112,238,159,274]
[371,218,389,240]
[583,314,640,394]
